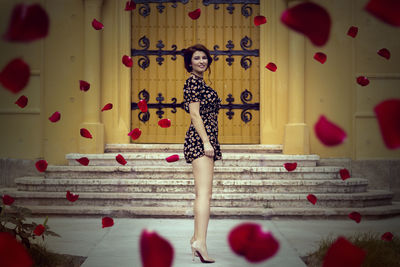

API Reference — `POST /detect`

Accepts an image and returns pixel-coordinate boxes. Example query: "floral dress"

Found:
[183,74,222,164]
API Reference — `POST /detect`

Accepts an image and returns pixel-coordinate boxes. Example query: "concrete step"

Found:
[45,166,341,180]
[15,177,369,194]
[66,152,319,167]
[4,189,393,208]
[105,144,283,154]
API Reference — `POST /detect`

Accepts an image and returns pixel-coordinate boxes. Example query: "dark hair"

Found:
[183,44,213,75]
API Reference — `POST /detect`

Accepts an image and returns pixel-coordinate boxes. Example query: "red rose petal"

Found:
[314,115,347,146]
[79,80,90,92]
[102,217,114,228]
[158,118,171,128]
[365,0,400,27]
[339,168,351,180]
[35,159,48,172]
[266,62,277,72]
[381,232,394,241]
[138,99,148,113]
[125,1,136,11]
[15,95,28,108]
[166,154,179,163]
[374,99,400,149]
[347,26,358,38]
[3,3,49,42]
[284,162,297,172]
[76,157,89,166]
[307,194,317,205]
[348,211,362,223]
[228,223,280,263]
[92,18,104,30]
[322,236,366,267]
[48,111,61,123]
[188,8,201,20]
[101,103,113,112]
[281,2,331,46]
[0,232,33,267]
[116,154,127,165]
[140,229,174,267]
[2,194,15,205]
[66,190,79,202]
[33,224,45,236]
[254,15,267,26]
[128,128,142,140]
[80,128,93,139]
[356,76,370,86]
[122,55,133,68]
[314,52,327,64]
[377,48,391,59]
[0,58,30,94]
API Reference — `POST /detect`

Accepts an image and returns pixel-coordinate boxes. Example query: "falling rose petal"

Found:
[79,80,90,92]
[158,118,171,128]
[339,168,351,180]
[284,162,297,172]
[140,229,174,267]
[101,103,113,112]
[122,55,133,68]
[307,194,317,205]
[266,62,277,72]
[66,190,79,202]
[322,236,366,267]
[3,3,49,42]
[138,99,148,113]
[228,223,280,263]
[0,232,33,267]
[116,154,127,165]
[377,48,391,60]
[281,2,331,46]
[92,18,104,30]
[76,157,89,166]
[102,217,114,228]
[2,194,15,205]
[347,26,358,38]
[356,76,370,86]
[15,95,28,108]
[374,99,400,149]
[254,16,267,26]
[128,128,142,140]
[48,111,61,123]
[365,0,400,27]
[381,232,394,241]
[348,211,362,223]
[80,128,93,139]
[0,58,30,94]
[125,1,136,11]
[33,224,45,236]
[314,115,347,146]
[166,154,179,163]
[35,159,48,172]
[314,52,327,64]
[188,8,201,20]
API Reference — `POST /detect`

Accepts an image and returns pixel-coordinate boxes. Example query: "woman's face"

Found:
[191,50,208,76]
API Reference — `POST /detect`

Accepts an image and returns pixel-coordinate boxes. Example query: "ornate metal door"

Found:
[131,0,260,143]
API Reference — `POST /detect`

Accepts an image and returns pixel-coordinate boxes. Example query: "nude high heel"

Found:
[191,240,215,263]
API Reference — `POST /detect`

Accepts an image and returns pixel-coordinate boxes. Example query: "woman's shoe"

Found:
[191,240,215,263]
[190,238,199,258]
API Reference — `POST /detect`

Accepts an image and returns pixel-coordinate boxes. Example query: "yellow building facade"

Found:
[1,0,400,166]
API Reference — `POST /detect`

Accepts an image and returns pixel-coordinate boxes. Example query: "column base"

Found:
[79,122,105,154]
[283,123,310,155]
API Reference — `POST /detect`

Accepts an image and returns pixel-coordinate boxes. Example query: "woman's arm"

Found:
[189,102,214,157]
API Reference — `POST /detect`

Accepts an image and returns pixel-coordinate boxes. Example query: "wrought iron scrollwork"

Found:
[202,0,259,17]
[135,0,189,17]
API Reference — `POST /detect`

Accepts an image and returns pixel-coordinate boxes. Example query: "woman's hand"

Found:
[203,142,215,158]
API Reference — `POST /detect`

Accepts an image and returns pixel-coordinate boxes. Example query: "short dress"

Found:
[183,74,222,164]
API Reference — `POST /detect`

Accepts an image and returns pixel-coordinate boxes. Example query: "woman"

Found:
[183,44,222,263]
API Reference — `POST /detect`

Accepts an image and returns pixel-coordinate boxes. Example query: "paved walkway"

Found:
[30,216,400,267]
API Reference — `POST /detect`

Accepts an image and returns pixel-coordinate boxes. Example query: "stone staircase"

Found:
[2,144,400,218]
